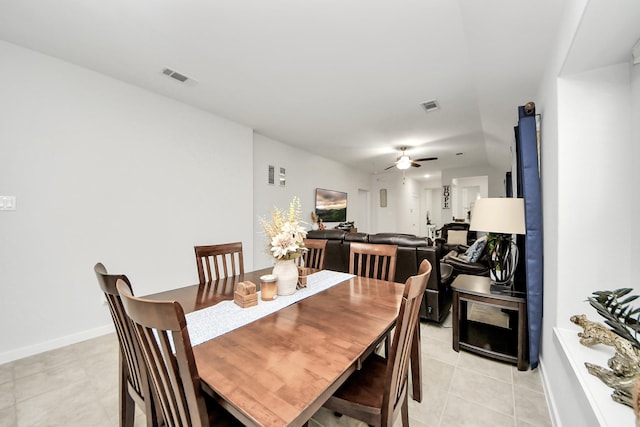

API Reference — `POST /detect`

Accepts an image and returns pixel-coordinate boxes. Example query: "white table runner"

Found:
[186,270,355,347]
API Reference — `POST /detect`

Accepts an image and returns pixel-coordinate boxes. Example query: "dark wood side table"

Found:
[451,274,528,370]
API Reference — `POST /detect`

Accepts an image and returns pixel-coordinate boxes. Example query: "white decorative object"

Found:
[259,196,307,295]
[273,259,298,295]
[259,196,307,261]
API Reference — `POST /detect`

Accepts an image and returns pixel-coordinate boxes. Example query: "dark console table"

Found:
[452,274,528,370]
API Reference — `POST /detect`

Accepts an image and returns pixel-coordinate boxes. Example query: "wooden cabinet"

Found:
[452,275,528,370]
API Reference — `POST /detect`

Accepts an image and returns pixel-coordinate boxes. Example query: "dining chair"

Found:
[93,263,159,427]
[116,280,242,427]
[349,242,399,357]
[299,238,327,269]
[323,259,432,427]
[349,242,398,281]
[194,242,244,283]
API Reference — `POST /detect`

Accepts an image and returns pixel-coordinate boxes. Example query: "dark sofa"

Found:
[305,230,452,323]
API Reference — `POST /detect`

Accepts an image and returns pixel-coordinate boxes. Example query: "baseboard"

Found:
[538,357,561,427]
[0,324,115,365]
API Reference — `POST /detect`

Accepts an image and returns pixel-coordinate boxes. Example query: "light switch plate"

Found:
[0,196,16,211]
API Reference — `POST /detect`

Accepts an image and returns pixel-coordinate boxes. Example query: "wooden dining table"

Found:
[146,268,422,427]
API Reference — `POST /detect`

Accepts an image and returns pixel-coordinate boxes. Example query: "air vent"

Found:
[161,67,191,83]
[420,99,439,112]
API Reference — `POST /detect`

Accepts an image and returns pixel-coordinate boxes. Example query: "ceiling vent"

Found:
[420,99,439,113]
[161,67,193,84]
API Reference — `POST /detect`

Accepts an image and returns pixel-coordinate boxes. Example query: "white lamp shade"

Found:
[469,198,526,235]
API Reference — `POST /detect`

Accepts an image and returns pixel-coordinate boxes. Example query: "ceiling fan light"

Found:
[397,155,411,170]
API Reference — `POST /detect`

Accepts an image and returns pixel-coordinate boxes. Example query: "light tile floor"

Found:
[0,305,552,427]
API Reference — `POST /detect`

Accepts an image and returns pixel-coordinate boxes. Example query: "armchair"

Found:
[435,222,477,255]
[305,230,451,323]
[442,239,490,277]
[416,245,453,323]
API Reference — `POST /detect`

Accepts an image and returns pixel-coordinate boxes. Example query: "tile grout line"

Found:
[448,351,519,424]
[437,362,456,427]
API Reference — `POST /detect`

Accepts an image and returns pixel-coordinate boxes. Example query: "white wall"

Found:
[374,166,501,238]
[396,177,421,234]
[536,0,639,425]
[252,133,371,269]
[0,41,254,362]
[540,64,634,427]
[632,63,640,279]
[536,1,585,424]
[371,174,399,233]
[557,63,633,326]
[370,173,425,235]
[357,189,371,232]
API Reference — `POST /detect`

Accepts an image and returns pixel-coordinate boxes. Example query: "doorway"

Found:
[357,189,370,233]
[451,176,488,221]
[420,187,441,238]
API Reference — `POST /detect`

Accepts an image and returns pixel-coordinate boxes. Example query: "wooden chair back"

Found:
[322,259,431,426]
[94,263,157,427]
[299,238,327,269]
[116,280,210,427]
[349,242,398,281]
[382,259,431,424]
[194,242,244,283]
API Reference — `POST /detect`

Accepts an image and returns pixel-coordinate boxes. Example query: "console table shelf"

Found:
[459,320,519,364]
[452,274,528,370]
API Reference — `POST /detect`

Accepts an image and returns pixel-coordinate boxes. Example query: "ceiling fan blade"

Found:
[410,162,421,168]
[413,157,438,162]
[383,164,396,171]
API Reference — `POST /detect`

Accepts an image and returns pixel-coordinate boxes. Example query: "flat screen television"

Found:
[315,188,347,222]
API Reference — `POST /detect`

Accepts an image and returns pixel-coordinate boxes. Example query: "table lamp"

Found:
[469,198,526,286]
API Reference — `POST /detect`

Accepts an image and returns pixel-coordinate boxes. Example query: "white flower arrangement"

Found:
[260,197,307,260]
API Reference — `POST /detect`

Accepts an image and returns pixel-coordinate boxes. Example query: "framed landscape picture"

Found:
[315,188,347,222]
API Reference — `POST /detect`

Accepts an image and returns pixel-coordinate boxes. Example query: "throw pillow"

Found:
[464,236,488,263]
[447,230,468,245]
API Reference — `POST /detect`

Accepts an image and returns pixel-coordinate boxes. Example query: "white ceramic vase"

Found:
[273,259,298,296]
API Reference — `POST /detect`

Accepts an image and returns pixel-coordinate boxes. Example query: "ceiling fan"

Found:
[384,146,438,170]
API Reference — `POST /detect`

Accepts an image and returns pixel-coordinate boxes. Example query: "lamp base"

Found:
[489,281,514,294]
[489,269,515,286]
[488,236,519,287]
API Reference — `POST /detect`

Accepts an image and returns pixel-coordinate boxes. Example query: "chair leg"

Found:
[120,389,135,427]
[410,325,422,402]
